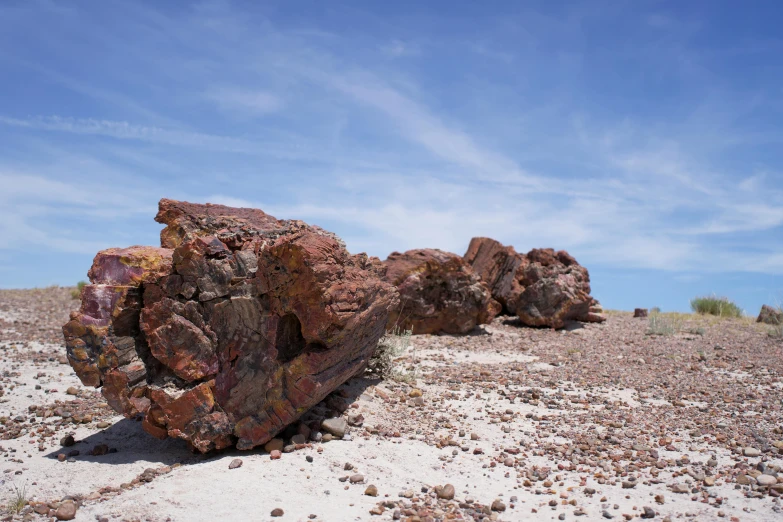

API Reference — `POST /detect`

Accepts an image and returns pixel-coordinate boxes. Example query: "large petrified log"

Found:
[464,237,605,329]
[63,199,397,452]
[382,249,500,335]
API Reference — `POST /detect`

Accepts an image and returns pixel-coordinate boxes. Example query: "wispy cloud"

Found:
[0,115,256,152]
[0,170,153,254]
[205,87,285,115]
[380,40,420,57]
[1,0,783,302]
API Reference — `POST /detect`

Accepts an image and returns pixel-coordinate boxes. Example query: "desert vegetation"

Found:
[69,280,86,300]
[367,326,416,382]
[690,295,743,318]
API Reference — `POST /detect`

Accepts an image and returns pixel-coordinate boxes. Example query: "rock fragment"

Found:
[757,304,782,325]
[321,418,348,438]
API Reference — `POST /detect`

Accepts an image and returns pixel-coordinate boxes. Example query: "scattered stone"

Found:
[271,508,284,517]
[491,500,506,512]
[91,444,109,456]
[228,458,243,470]
[365,485,378,496]
[744,447,761,457]
[54,500,77,521]
[321,418,348,438]
[264,438,284,453]
[436,484,455,500]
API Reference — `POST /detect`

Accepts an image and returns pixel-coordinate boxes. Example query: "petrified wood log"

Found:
[757,304,782,325]
[464,237,605,329]
[382,249,500,335]
[634,308,648,318]
[63,199,397,452]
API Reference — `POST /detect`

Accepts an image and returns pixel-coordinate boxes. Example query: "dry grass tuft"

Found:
[6,483,27,515]
[646,313,682,336]
[367,326,416,382]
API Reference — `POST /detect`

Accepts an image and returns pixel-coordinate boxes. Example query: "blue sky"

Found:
[1,0,783,314]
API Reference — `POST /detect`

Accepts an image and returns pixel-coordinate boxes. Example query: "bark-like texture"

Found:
[464,237,605,329]
[63,199,397,452]
[382,249,500,335]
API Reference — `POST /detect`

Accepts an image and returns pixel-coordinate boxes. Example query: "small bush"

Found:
[367,326,415,382]
[70,281,87,300]
[646,313,681,336]
[690,295,743,318]
[650,306,661,314]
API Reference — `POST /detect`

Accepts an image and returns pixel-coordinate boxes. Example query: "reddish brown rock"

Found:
[634,308,649,318]
[757,304,782,325]
[382,249,500,335]
[462,237,524,313]
[464,237,604,329]
[87,246,173,286]
[64,199,398,452]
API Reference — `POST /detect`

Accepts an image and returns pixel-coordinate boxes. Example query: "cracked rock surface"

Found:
[464,237,606,329]
[62,199,397,451]
[382,249,500,335]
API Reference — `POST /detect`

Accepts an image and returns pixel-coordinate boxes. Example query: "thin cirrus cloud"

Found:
[0,0,782,310]
[380,40,420,57]
[205,87,285,115]
[0,115,254,152]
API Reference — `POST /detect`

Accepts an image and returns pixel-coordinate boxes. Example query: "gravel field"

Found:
[1,287,782,521]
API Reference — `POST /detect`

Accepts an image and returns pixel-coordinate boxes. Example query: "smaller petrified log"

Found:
[757,304,782,325]
[634,308,648,318]
[382,249,500,335]
[464,237,605,329]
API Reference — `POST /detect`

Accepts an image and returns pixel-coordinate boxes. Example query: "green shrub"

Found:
[70,281,87,299]
[690,295,743,318]
[650,306,661,314]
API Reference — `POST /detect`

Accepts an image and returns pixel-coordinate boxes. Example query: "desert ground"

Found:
[1,287,782,522]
